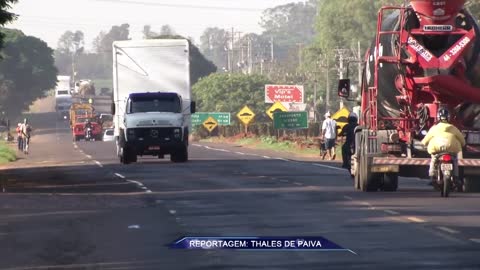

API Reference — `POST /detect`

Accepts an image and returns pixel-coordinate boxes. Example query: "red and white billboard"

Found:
[265,85,304,103]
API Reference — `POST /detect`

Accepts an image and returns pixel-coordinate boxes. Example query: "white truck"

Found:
[112,39,195,164]
[55,75,72,120]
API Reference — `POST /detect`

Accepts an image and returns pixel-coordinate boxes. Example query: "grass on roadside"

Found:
[0,142,16,164]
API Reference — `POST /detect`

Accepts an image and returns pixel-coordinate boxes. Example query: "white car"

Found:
[102,128,114,142]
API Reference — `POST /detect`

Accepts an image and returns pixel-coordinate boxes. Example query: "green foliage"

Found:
[0,0,17,51]
[0,142,15,163]
[260,0,317,60]
[0,28,58,117]
[192,73,272,123]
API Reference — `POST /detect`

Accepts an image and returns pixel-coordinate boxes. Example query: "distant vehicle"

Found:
[55,76,71,98]
[112,39,195,164]
[103,128,114,142]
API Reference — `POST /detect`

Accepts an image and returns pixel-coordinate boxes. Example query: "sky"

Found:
[6,0,305,52]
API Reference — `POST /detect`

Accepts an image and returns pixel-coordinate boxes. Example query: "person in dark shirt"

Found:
[339,113,358,171]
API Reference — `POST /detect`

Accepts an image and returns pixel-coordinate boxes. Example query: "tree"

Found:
[57,30,84,54]
[0,0,17,51]
[147,34,217,84]
[259,0,317,62]
[192,73,271,122]
[0,28,57,117]
[160,24,175,36]
[199,27,229,71]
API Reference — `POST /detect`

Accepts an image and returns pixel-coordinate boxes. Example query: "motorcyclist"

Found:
[421,108,465,185]
[339,113,358,171]
[84,119,93,138]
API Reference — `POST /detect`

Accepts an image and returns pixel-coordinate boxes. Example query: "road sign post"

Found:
[266,101,287,120]
[203,116,218,134]
[273,111,308,130]
[192,112,231,126]
[236,106,255,135]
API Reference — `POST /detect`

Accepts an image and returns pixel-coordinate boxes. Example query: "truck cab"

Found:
[117,92,195,163]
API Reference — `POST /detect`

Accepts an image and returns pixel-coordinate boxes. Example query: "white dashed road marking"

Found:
[343,195,353,200]
[235,152,246,155]
[94,160,103,168]
[407,217,426,223]
[85,154,92,159]
[384,210,400,215]
[470,238,480,244]
[114,173,126,179]
[312,163,345,172]
[169,210,177,215]
[437,226,460,234]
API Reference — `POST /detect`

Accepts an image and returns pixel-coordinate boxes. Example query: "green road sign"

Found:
[192,112,231,126]
[273,111,308,129]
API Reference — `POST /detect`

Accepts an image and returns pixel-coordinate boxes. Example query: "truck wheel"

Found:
[170,145,188,163]
[359,133,381,192]
[74,135,80,142]
[464,176,480,193]
[381,173,398,192]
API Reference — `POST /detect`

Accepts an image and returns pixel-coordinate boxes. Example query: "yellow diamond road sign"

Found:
[203,116,218,133]
[331,107,350,134]
[237,106,255,125]
[266,101,287,120]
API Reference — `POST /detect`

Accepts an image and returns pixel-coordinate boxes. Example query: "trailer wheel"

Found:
[381,173,398,192]
[464,176,480,193]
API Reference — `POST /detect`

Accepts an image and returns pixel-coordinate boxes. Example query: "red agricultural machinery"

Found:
[339,0,480,192]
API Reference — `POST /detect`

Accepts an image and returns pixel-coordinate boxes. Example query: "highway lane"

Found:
[0,112,479,269]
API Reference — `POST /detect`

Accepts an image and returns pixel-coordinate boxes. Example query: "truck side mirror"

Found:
[338,79,351,98]
[190,101,196,114]
[111,102,115,115]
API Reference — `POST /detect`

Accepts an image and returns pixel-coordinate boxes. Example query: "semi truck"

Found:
[112,39,195,164]
[338,0,480,193]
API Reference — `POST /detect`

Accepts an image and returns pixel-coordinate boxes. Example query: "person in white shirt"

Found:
[321,111,337,160]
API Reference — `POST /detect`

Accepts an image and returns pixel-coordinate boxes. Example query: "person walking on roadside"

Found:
[321,111,337,160]
[339,113,358,171]
[16,123,23,151]
[21,118,32,154]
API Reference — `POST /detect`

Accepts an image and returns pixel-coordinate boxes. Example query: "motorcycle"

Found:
[85,127,93,141]
[434,153,457,197]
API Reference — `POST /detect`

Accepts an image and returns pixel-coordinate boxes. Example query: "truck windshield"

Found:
[129,95,181,113]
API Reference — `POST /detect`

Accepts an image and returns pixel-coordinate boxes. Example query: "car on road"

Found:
[103,128,114,142]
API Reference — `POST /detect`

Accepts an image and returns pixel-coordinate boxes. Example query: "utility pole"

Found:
[325,56,330,114]
[296,43,304,68]
[357,40,362,99]
[247,37,253,74]
[231,27,235,73]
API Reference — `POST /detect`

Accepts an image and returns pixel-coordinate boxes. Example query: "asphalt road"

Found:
[0,112,479,270]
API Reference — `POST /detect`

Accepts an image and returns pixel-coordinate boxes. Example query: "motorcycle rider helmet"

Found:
[437,108,450,123]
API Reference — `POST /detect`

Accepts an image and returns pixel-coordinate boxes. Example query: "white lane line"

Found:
[470,238,480,244]
[384,209,400,215]
[235,152,246,155]
[276,158,289,161]
[94,161,103,168]
[280,179,289,183]
[312,163,345,172]
[169,210,177,215]
[127,180,144,187]
[114,173,126,179]
[263,156,271,159]
[85,154,92,159]
[146,190,153,193]
[193,144,202,147]
[407,217,426,223]
[343,195,353,200]
[437,226,460,234]
[293,182,303,186]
